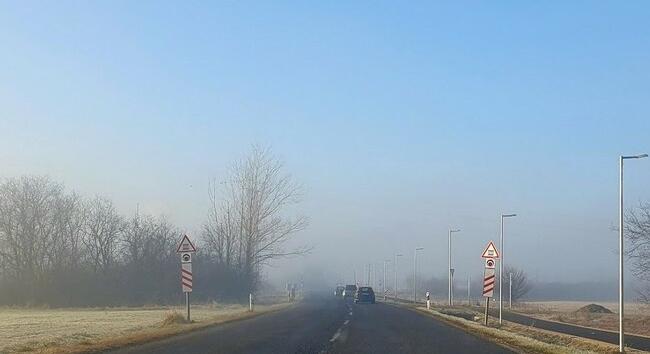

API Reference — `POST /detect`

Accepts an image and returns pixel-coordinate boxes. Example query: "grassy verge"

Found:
[515,302,650,339]
[398,304,643,354]
[1,302,291,354]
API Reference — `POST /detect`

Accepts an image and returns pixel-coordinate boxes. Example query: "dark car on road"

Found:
[343,284,357,298]
[355,286,376,304]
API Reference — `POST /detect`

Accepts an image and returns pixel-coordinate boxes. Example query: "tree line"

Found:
[0,146,307,307]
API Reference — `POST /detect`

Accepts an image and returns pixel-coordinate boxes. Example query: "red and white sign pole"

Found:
[177,234,197,322]
[481,241,499,326]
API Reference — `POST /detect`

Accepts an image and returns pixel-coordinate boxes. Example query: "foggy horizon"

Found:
[2,1,650,300]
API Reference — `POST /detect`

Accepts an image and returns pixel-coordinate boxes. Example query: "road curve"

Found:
[106,294,512,354]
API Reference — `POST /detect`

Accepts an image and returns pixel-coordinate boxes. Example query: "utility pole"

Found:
[414,247,424,303]
[374,263,378,289]
[383,260,389,301]
[448,228,460,306]
[468,275,471,306]
[499,213,516,325]
[450,268,455,305]
[619,153,647,352]
[394,253,402,302]
[367,264,370,286]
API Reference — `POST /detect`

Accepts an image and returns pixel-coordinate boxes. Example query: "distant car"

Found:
[335,286,345,297]
[343,284,357,298]
[355,286,376,304]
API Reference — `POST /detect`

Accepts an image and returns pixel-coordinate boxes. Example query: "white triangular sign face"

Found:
[176,234,197,253]
[481,241,500,259]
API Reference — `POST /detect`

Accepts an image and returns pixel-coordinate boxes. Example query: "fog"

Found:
[1,2,650,304]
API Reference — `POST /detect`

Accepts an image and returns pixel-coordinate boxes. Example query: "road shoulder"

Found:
[387,302,639,354]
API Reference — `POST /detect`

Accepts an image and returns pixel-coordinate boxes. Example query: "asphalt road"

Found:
[497,309,650,352]
[107,294,513,354]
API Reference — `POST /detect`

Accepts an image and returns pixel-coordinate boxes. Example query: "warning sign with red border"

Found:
[481,241,500,259]
[176,234,197,253]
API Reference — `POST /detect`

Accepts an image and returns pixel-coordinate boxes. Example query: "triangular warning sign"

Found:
[176,234,197,253]
[481,241,500,259]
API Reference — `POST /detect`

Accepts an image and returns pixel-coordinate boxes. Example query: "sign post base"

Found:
[186,292,191,322]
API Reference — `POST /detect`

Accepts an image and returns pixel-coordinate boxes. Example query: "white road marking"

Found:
[329,327,343,342]
[329,310,353,344]
[349,311,353,316]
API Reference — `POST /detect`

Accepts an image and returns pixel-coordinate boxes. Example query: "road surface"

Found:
[108,294,512,354]
[497,309,650,352]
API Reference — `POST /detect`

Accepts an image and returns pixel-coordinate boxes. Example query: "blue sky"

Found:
[1,1,649,287]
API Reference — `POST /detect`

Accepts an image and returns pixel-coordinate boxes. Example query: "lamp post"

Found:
[619,153,647,352]
[394,253,402,302]
[383,260,390,301]
[414,247,424,303]
[448,228,461,306]
[467,275,471,306]
[499,213,516,325]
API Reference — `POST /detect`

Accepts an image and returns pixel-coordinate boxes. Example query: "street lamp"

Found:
[448,228,461,306]
[467,275,471,306]
[499,213,516,325]
[383,259,390,301]
[414,247,424,303]
[619,153,647,352]
[394,253,403,302]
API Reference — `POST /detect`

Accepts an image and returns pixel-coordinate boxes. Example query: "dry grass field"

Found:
[0,299,290,354]
[516,301,650,337]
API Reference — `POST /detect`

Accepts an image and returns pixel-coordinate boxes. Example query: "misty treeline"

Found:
[0,146,308,307]
[407,265,531,302]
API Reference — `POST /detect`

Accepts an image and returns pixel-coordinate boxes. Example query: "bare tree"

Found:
[202,145,309,293]
[503,265,532,303]
[46,190,84,273]
[0,176,83,303]
[203,180,238,268]
[82,197,124,274]
[625,202,650,302]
